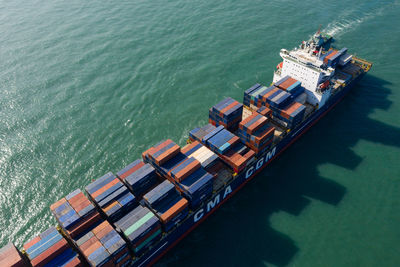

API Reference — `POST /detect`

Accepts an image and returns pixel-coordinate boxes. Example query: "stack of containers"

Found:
[219,142,256,173]
[323,50,340,67]
[50,190,103,240]
[275,76,304,99]
[258,86,292,109]
[117,160,160,198]
[143,140,214,209]
[143,180,189,231]
[144,139,180,166]
[142,140,186,180]
[333,70,352,85]
[243,83,261,106]
[23,227,81,267]
[85,172,138,223]
[204,126,240,155]
[75,221,130,267]
[320,50,335,64]
[169,157,201,183]
[237,112,275,155]
[209,97,243,131]
[114,206,162,256]
[0,243,27,267]
[190,124,255,173]
[274,101,306,128]
[189,124,216,143]
[256,106,272,117]
[340,62,362,78]
[180,141,219,170]
[244,84,291,110]
[175,168,214,208]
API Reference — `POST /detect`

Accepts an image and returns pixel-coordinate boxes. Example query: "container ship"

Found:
[1,31,372,267]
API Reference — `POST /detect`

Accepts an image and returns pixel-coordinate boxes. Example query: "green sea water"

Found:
[1,0,399,266]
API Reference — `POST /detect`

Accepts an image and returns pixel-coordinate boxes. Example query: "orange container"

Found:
[123,161,145,180]
[155,144,180,165]
[173,159,201,182]
[277,77,297,90]
[92,221,109,236]
[324,50,338,63]
[79,236,98,252]
[261,87,279,101]
[257,107,272,117]
[91,178,120,199]
[219,101,239,116]
[181,141,200,154]
[83,241,102,258]
[160,198,189,224]
[64,256,82,267]
[50,198,67,212]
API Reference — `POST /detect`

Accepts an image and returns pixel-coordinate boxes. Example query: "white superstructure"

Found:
[273,32,345,108]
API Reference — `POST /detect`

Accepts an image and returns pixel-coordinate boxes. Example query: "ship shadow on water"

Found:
[156,75,399,267]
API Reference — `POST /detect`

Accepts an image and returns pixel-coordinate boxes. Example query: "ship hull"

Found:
[132,73,365,267]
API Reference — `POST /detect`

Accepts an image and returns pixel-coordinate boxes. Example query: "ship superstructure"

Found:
[0,32,372,267]
[274,32,353,107]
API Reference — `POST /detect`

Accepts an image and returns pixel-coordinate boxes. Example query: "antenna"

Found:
[317,24,322,34]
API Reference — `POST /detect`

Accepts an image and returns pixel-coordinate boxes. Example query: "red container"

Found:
[23,236,41,251]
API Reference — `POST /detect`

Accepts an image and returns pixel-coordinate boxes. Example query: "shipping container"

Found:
[114,206,161,256]
[143,181,189,231]
[50,189,103,240]
[75,221,130,266]
[0,243,27,267]
[85,173,139,223]
[24,227,81,267]
[209,98,243,131]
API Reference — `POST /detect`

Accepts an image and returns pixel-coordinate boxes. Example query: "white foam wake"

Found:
[323,3,389,37]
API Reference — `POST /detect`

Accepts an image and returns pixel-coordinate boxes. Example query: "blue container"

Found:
[116,159,143,178]
[124,164,158,197]
[212,97,235,113]
[244,83,261,95]
[143,180,177,207]
[86,172,116,195]
[178,169,213,208]
[202,125,224,143]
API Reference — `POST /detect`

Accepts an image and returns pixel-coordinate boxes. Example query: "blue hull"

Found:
[132,74,365,267]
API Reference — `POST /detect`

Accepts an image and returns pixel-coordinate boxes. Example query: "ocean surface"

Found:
[1,0,399,266]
